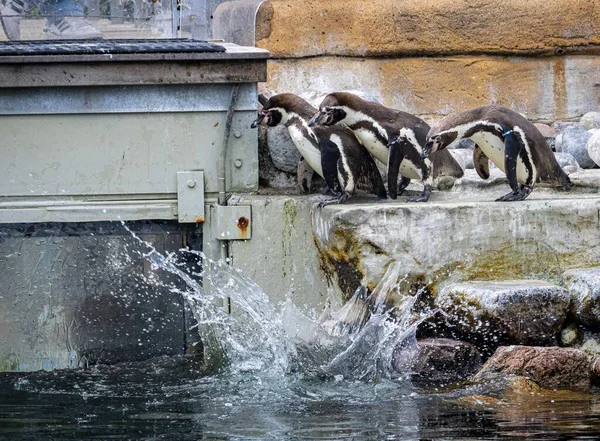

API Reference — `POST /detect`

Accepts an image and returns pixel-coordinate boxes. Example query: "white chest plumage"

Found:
[288,125,323,178]
[469,129,534,185]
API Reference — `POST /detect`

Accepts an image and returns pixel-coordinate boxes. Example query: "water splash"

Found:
[122,223,428,381]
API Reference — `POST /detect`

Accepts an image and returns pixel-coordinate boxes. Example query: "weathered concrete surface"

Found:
[0,222,193,371]
[435,281,569,349]
[256,0,600,57]
[474,346,591,390]
[229,195,345,340]
[313,190,600,300]
[266,56,600,121]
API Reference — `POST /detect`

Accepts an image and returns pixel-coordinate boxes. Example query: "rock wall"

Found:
[255,0,600,121]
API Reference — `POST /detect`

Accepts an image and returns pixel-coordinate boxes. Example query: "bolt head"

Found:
[187,179,196,188]
[234,159,243,168]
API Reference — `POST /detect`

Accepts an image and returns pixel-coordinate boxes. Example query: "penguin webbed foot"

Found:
[407,186,431,203]
[321,186,336,196]
[317,192,350,208]
[496,186,533,202]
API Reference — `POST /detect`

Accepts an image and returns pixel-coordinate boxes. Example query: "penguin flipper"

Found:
[503,129,522,193]
[473,144,491,180]
[319,139,342,195]
[387,139,405,200]
[297,157,315,194]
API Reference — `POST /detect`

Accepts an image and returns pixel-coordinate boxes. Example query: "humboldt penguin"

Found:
[251,93,386,204]
[308,92,464,202]
[421,105,572,201]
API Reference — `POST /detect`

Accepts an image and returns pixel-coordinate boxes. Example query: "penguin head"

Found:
[309,94,347,127]
[251,94,312,128]
[422,130,458,159]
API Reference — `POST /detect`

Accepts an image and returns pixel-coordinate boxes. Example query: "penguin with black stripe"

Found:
[421,105,572,201]
[251,93,387,205]
[308,92,464,202]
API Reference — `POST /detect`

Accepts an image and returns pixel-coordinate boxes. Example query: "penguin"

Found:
[308,92,464,202]
[250,93,387,205]
[421,105,572,201]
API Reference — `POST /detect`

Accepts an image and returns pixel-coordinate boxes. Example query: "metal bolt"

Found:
[234,130,242,138]
[234,159,243,168]
[187,179,196,188]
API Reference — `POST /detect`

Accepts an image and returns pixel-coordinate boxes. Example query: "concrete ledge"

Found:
[313,193,600,298]
[266,56,600,121]
[257,0,600,58]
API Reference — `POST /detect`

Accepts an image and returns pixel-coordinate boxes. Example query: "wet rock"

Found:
[474,345,591,390]
[267,125,302,173]
[435,281,569,353]
[411,338,482,382]
[560,324,582,347]
[586,131,600,167]
[580,112,600,130]
[449,149,474,170]
[562,267,600,327]
[591,358,600,386]
[561,126,595,168]
[258,124,297,189]
[554,152,581,174]
[581,336,600,359]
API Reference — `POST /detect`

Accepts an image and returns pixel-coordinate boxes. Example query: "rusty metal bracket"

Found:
[215,205,251,240]
[177,171,205,223]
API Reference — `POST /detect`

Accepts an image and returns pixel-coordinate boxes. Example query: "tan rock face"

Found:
[267,56,600,121]
[257,0,600,58]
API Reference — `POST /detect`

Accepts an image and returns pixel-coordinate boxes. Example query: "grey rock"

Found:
[561,126,595,168]
[581,336,600,358]
[435,281,570,352]
[563,267,600,326]
[411,338,482,382]
[580,111,600,130]
[552,121,578,132]
[554,152,581,174]
[586,130,600,167]
[267,125,302,173]
[449,149,474,170]
[554,133,563,152]
[449,138,476,150]
[591,357,600,386]
[474,345,591,391]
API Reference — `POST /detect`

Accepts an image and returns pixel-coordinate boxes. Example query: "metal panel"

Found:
[0,83,258,115]
[215,205,251,240]
[0,110,257,198]
[177,171,205,223]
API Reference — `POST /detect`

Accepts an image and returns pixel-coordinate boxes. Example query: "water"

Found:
[1,228,600,440]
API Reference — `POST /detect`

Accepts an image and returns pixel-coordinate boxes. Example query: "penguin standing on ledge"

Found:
[251,93,386,205]
[308,92,464,202]
[421,105,572,201]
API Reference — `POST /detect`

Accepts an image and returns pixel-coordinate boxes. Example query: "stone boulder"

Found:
[587,131,600,168]
[435,281,570,353]
[554,152,580,174]
[449,149,474,170]
[580,112,600,130]
[561,126,595,168]
[473,345,591,390]
[591,357,600,386]
[410,338,482,382]
[533,123,558,138]
[267,125,302,173]
[562,267,600,327]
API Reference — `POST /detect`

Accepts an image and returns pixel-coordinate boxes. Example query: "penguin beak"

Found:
[308,111,326,127]
[250,112,266,129]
